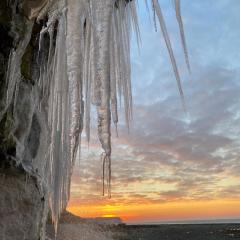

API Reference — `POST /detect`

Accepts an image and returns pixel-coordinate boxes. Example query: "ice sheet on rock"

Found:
[1,22,33,122]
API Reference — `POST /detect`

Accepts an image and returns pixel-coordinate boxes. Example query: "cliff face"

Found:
[0,1,49,239]
[0,166,45,240]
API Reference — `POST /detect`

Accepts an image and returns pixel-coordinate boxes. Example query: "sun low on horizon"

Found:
[67,0,240,224]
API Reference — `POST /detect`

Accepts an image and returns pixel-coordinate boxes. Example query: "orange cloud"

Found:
[68,64,240,224]
[67,199,240,223]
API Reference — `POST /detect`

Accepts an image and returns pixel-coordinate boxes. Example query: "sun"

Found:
[101,214,117,218]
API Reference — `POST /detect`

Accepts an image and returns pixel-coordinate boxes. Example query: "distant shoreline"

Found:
[127,219,240,226]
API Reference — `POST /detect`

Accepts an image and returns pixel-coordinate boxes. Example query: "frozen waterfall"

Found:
[5,0,190,233]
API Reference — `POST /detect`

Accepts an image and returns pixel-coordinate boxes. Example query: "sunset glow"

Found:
[68,1,240,224]
[67,199,240,223]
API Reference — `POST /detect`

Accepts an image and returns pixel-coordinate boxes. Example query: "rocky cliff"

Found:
[0,1,50,239]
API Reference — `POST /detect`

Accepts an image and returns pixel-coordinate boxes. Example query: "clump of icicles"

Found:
[35,0,190,233]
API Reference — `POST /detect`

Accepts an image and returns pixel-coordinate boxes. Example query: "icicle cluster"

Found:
[37,0,140,229]
[5,0,190,233]
[38,0,70,231]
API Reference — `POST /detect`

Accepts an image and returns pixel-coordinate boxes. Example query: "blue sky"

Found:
[68,0,240,223]
[131,0,240,106]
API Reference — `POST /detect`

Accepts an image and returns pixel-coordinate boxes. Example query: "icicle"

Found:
[144,0,152,22]
[102,153,106,196]
[1,22,33,122]
[174,0,191,73]
[110,17,119,136]
[152,0,186,110]
[34,0,76,232]
[66,0,85,165]
[129,1,141,49]
[102,153,111,198]
[113,0,135,130]
[48,7,70,228]
[152,0,158,32]
[83,20,92,144]
[93,0,113,197]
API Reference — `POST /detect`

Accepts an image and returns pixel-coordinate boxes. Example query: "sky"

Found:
[67,0,240,224]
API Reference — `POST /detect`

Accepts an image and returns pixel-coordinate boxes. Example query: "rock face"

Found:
[0,163,44,240]
[22,0,48,20]
[0,1,49,239]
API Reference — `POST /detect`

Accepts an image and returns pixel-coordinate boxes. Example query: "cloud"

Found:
[69,1,240,215]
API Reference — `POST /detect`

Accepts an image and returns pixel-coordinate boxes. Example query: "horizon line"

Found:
[126,218,240,225]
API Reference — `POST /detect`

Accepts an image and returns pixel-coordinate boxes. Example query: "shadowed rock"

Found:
[22,0,48,20]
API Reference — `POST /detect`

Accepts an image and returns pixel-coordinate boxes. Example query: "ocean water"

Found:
[47,223,240,240]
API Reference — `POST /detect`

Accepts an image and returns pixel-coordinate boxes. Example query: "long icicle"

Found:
[94,0,113,197]
[152,0,186,110]
[174,0,191,73]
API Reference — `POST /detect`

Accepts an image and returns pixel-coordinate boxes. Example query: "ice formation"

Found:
[174,0,191,73]
[5,0,190,233]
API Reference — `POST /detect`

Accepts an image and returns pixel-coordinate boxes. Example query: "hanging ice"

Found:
[5,0,190,233]
[174,0,191,73]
